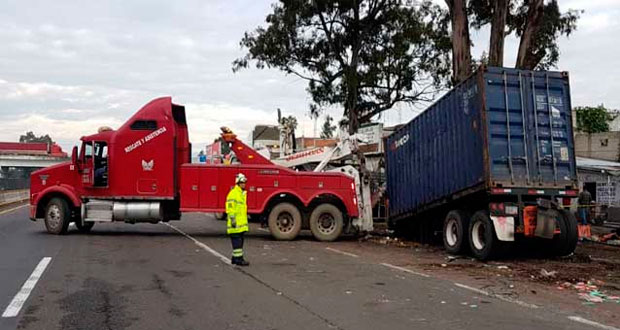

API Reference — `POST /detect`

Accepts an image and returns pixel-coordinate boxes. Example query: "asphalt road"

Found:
[0,205,614,330]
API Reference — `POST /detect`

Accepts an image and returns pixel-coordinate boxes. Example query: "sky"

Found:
[0,0,618,153]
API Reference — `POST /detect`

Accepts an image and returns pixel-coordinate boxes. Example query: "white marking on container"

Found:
[2,257,52,318]
[325,247,359,258]
[163,222,230,264]
[568,316,620,330]
[381,263,430,278]
[454,283,538,309]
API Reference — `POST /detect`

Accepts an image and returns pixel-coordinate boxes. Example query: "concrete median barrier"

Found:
[0,189,29,207]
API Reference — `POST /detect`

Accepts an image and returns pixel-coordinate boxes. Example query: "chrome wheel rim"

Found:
[472,221,486,251]
[446,218,458,247]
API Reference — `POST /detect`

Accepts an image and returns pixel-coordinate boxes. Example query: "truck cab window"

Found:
[93,141,108,187]
[81,141,93,160]
[130,120,157,130]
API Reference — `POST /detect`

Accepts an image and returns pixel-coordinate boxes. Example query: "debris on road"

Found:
[540,269,557,278]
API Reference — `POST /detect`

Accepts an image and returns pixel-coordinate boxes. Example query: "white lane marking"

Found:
[0,204,27,216]
[568,316,620,330]
[380,263,430,278]
[2,257,52,318]
[163,222,231,265]
[325,247,359,258]
[454,283,538,309]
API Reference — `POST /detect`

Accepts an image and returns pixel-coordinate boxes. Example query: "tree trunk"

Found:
[488,0,508,67]
[446,0,472,84]
[516,0,544,69]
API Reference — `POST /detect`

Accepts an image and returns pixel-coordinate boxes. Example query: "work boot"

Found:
[236,258,250,266]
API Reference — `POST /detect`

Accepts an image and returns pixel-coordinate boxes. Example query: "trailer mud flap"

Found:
[490,216,514,241]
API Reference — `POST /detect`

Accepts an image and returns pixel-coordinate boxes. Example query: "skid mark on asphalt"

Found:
[164,222,343,330]
[380,263,430,278]
[325,247,359,258]
[568,316,620,330]
[162,222,231,264]
[2,257,51,318]
[454,283,538,309]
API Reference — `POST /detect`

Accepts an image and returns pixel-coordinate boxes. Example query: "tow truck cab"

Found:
[30,97,360,241]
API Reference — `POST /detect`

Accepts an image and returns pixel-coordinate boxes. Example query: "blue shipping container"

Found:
[385,66,577,220]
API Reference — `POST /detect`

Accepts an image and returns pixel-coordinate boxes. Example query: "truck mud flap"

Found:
[490,216,514,241]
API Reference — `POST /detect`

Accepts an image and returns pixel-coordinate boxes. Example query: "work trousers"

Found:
[230,233,245,261]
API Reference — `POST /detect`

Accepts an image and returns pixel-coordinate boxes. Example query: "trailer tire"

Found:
[309,204,343,242]
[551,209,578,256]
[443,210,470,254]
[468,211,502,260]
[75,220,94,233]
[44,198,71,235]
[268,203,302,240]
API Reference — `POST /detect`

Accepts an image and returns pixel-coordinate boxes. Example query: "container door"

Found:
[484,68,576,188]
[523,71,576,187]
[484,69,532,186]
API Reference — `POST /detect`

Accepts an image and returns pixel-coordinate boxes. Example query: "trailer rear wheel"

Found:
[468,211,502,260]
[44,198,71,235]
[268,203,302,240]
[443,210,470,254]
[551,209,578,256]
[309,204,343,242]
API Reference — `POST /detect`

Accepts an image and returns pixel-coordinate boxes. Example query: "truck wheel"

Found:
[268,203,302,240]
[443,210,470,254]
[551,209,578,256]
[468,211,502,260]
[309,204,343,242]
[75,220,94,233]
[44,198,71,235]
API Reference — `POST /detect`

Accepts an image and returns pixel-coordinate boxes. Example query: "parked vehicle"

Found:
[385,66,579,260]
[29,97,368,241]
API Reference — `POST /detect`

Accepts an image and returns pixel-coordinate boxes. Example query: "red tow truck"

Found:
[29,97,364,241]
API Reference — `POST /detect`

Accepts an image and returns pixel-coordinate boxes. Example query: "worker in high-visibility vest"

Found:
[226,173,250,266]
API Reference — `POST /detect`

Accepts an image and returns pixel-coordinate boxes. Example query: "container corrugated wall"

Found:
[385,66,577,220]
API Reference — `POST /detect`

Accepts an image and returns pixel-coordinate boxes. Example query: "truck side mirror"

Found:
[71,146,78,166]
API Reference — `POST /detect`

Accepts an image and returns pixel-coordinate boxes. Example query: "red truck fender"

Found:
[306,191,357,217]
[32,184,81,219]
[258,189,355,217]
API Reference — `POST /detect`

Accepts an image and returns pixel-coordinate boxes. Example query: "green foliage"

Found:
[320,115,337,138]
[468,0,581,70]
[280,115,298,132]
[575,105,617,134]
[19,131,52,144]
[233,0,451,132]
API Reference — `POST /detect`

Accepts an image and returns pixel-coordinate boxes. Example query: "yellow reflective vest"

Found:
[226,185,248,234]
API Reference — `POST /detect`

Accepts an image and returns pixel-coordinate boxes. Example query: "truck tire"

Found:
[468,211,502,260]
[44,198,71,235]
[75,220,94,233]
[268,203,302,240]
[309,204,343,242]
[443,210,470,254]
[551,209,578,256]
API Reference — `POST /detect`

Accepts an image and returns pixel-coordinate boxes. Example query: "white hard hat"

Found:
[235,173,247,184]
